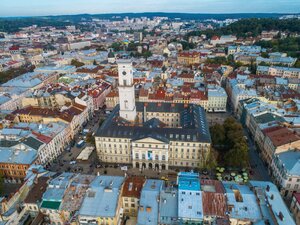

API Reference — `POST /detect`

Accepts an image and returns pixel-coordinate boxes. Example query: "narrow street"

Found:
[243,128,271,181]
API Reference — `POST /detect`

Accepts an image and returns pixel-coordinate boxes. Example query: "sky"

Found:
[1,0,300,17]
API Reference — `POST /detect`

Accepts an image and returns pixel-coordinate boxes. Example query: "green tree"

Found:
[209,124,225,147]
[93,59,98,66]
[224,141,249,167]
[110,42,123,51]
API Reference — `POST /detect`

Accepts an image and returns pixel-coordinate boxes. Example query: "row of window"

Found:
[135,153,166,161]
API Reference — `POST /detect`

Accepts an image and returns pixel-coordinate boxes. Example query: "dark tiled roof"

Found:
[23,137,44,150]
[96,102,211,143]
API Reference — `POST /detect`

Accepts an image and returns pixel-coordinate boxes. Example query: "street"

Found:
[243,128,271,181]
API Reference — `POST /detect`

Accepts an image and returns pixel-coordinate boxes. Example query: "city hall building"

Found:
[95,60,211,170]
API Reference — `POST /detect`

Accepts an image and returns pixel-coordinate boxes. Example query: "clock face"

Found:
[122,71,127,76]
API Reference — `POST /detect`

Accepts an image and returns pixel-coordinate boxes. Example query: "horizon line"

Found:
[1,11,300,19]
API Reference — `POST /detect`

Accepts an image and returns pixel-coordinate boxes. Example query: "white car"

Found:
[69,161,77,165]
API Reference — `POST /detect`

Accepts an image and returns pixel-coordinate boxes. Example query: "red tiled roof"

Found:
[211,36,220,40]
[264,126,300,147]
[106,90,118,97]
[139,88,149,97]
[121,176,145,198]
[32,131,52,144]
[178,51,200,58]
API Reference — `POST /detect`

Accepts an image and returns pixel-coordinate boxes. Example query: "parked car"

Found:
[69,161,77,165]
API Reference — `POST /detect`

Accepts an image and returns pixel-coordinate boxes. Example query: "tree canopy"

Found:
[210,117,249,168]
[186,18,300,39]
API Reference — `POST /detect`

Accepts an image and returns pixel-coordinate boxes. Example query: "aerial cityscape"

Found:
[0,1,300,225]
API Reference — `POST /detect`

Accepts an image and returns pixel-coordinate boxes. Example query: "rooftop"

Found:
[250,181,296,225]
[79,175,124,218]
[137,179,163,225]
[276,151,300,176]
[121,176,145,199]
[178,172,203,220]
[96,103,211,143]
[264,126,300,147]
[0,145,37,165]
[223,182,261,221]
[159,188,178,224]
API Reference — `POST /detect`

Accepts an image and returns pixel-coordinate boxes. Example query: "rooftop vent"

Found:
[278,212,284,221]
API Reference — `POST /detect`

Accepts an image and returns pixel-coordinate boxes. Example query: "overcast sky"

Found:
[1,0,300,17]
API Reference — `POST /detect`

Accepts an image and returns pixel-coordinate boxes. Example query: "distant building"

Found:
[210,35,237,46]
[257,66,300,79]
[177,52,200,65]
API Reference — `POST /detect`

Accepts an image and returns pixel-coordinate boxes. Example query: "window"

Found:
[162,155,166,161]
[135,153,139,159]
[124,100,128,109]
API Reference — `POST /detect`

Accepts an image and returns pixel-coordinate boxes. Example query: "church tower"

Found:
[117,60,137,121]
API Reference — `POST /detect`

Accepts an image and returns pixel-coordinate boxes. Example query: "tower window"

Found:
[123,80,127,86]
[124,100,128,109]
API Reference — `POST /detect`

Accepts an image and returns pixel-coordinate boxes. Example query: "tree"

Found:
[93,59,98,66]
[209,124,225,147]
[224,141,249,167]
[86,133,95,145]
[110,42,123,51]
[203,149,218,170]
[71,59,84,68]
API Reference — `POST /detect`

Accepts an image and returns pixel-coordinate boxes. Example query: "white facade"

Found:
[208,87,228,112]
[118,60,137,121]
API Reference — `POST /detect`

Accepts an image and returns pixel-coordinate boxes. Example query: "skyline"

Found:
[1,0,300,17]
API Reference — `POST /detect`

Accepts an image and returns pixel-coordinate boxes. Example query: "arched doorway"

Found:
[149,163,153,169]
[162,164,166,170]
[142,163,146,169]
[135,162,140,169]
[155,164,159,171]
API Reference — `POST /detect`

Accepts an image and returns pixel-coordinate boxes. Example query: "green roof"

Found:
[41,201,61,210]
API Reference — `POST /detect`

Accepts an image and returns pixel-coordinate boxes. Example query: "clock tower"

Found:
[117,60,137,121]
